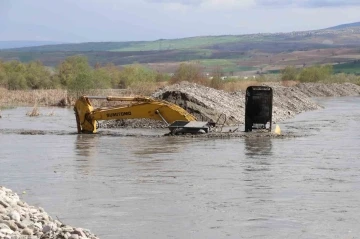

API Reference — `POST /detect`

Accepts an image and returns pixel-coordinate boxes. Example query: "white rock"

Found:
[55,220,62,227]
[0,198,9,208]
[0,206,7,214]
[15,220,26,229]
[5,220,18,231]
[69,234,79,239]
[34,222,42,229]
[30,208,38,214]
[0,228,14,234]
[22,227,33,235]
[73,228,86,237]
[9,211,21,222]
[0,223,10,229]
[41,213,49,221]
[21,219,33,227]
[62,225,74,232]
[17,201,26,207]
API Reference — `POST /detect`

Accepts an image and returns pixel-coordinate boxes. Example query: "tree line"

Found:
[0,55,354,92]
[280,65,333,82]
[0,56,174,91]
[0,56,225,91]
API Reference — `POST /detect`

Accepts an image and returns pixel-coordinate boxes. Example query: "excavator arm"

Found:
[74,96,200,133]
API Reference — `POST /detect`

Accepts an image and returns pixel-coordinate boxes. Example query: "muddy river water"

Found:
[0,97,359,239]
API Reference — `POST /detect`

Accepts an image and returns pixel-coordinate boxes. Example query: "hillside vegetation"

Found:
[1,56,359,93]
[0,41,63,49]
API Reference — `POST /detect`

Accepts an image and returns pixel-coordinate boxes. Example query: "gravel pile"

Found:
[153,81,323,125]
[295,82,360,97]
[102,82,360,128]
[153,82,245,125]
[0,186,99,239]
[271,85,322,122]
[100,118,167,129]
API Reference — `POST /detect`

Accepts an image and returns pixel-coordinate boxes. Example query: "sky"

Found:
[1,0,360,42]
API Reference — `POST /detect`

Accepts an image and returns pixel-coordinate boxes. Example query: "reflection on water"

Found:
[74,134,99,175]
[243,136,274,215]
[75,134,99,157]
[132,137,188,156]
[244,136,272,157]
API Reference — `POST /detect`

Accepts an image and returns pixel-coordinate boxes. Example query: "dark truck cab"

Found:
[245,86,273,132]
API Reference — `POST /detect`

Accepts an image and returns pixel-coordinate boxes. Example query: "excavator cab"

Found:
[245,86,273,132]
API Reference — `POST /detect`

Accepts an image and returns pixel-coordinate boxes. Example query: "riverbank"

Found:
[0,186,99,239]
[0,88,132,109]
[1,82,360,127]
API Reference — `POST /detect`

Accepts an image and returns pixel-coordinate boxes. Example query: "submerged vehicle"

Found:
[245,86,273,132]
[74,96,215,134]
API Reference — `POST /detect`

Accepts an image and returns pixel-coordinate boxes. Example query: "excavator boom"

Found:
[74,96,210,134]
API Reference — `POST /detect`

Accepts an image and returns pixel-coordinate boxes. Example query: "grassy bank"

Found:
[1,72,359,109]
[0,88,67,108]
[0,79,262,108]
[0,86,166,108]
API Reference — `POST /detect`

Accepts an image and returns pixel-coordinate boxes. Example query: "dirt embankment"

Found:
[98,82,360,129]
[295,82,360,97]
[153,82,360,125]
[152,82,320,126]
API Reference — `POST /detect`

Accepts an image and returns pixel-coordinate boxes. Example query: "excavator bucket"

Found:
[245,86,273,132]
[74,96,96,133]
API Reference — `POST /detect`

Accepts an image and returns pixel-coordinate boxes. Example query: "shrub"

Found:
[328,73,360,85]
[118,64,156,88]
[0,60,55,90]
[25,61,53,89]
[209,66,224,90]
[100,63,122,88]
[281,66,298,81]
[93,68,112,89]
[170,63,207,85]
[67,72,94,98]
[7,72,28,90]
[155,72,171,82]
[298,65,333,82]
[57,55,92,88]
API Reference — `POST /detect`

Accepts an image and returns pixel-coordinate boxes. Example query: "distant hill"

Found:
[0,41,64,50]
[2,41,138,52]
[326,22,360,30]
[4,22,360,53]
[2,22,360,74]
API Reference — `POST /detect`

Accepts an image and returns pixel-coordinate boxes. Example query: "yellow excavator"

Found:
[74,96,215,134]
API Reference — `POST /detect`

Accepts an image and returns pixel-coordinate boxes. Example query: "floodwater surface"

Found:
[0,97,360,239]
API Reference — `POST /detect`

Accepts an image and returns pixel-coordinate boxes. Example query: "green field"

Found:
[197,59,255,73]
[110,35,266,52]
[2,35,272,53]
[333,61,360,74]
